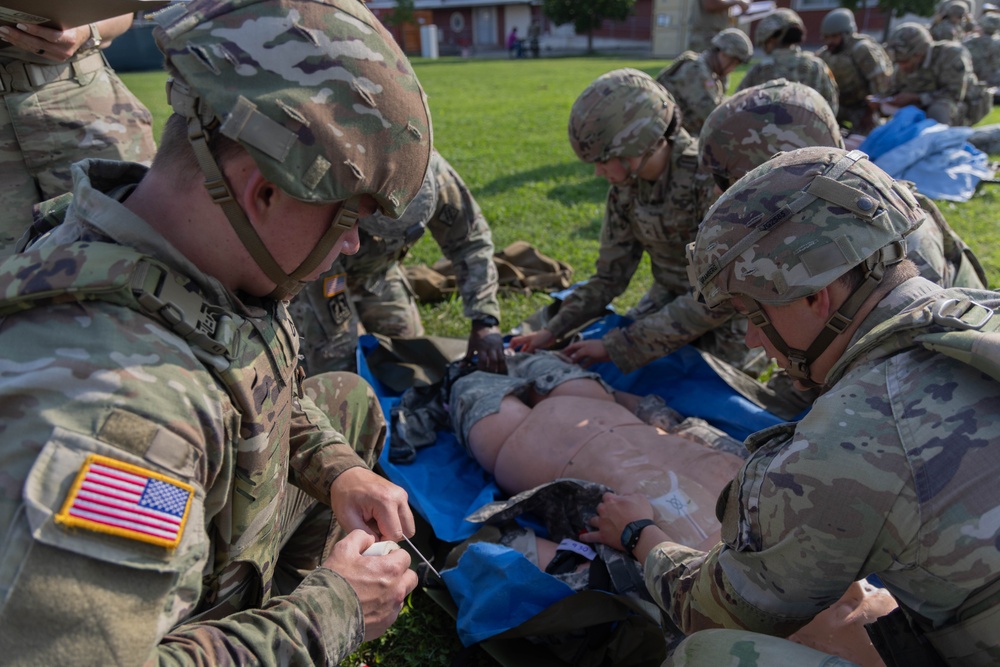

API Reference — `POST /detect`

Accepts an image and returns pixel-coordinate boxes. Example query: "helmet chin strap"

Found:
[185,117,356,301]
[744,241,906,388]
[626,137,667,185]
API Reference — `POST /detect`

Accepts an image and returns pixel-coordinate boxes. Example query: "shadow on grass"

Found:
[478,162,607,207]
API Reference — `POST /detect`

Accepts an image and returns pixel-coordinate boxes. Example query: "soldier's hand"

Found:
[329,467,415,542]
[562,339,610,368]
[580,492,663,563]
[323,530,418,641]
[0,23,90,63]
[466,321,507,374]
[509,328,555,353]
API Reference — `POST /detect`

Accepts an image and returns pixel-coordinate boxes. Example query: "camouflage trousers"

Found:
[265,372,385,597]
[664,629,859,666]
[0,54,155,256]
[289,262,423,375]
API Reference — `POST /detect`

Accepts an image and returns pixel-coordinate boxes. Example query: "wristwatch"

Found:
[472,315,500,328]
[620,519,656,559]
[84,23,103,50]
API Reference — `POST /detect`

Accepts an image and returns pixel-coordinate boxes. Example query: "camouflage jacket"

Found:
[0,161,373,665]
[656,51,727,136]
[931,19,966,42]
[644,277,1000,661]
[963,33,1000,86]
[889,40,972,107]
[603,186,986,374]
[546,129,715,339]
[817,33,893,109]
[737,47,841,115]
[336,150,500,321]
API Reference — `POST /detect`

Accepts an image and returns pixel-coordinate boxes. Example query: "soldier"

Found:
[582,146,1000,666]
[509,68,715,353]
[688,0,752,53]
[882,21,982,125]
[288,149,505,376]
[737,8,840,114]
[964,12,1000,86]
[931,0,971,41]
[0,15,156,255]
[562,79,987,384]
[656,28,754,136]
[817,8,894,134]
[0,0,433,664]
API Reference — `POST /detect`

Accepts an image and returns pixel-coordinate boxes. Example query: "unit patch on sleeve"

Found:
[55,454,194,549]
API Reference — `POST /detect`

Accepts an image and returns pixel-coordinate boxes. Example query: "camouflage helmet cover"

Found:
[980,12,1000,32]
[886,22,934,62]
[360,151,438,238]
[699,79,843,186]
[754,8,806,47]
[711,28,754,63]
[821,8,857,35]
[152,0,432,219]
[689,147,922,309]
[944,0,969,18]
[568,68,678,163]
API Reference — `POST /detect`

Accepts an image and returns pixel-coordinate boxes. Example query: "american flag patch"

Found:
[324,273,348,297]
[55,454,193,549]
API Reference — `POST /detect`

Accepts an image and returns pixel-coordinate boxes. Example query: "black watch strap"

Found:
[621,519,656,558]
[472,315,499,328]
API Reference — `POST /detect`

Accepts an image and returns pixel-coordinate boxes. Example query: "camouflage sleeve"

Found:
[601,291,735,374]
[643,390,917,636]
[928,46,970,104]
[545,186,645,339]
[681,61,726,132]
[815,60,841,116]
[854,40,892,96]
[424,153,501,321]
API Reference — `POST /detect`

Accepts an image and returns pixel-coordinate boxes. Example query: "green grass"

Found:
[119,55,1000,666]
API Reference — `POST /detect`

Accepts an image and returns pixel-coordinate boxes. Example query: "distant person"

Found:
[688,0,751,53]
[737,8,840,115]
[655,28,754,136]
[0,15,156,255]
[507,27,521,58]
[931,0,971,40]
[816,8,894,134]
[964,12,1000,86]
[528,19,541,57]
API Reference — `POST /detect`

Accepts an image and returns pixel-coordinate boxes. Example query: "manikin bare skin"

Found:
[466,377,895,667]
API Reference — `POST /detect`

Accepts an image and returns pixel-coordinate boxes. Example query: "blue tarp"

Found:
[361,316,786,644]
[859,106,993,202]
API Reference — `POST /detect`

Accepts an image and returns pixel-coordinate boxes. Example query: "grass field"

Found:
[121,54,1000,667]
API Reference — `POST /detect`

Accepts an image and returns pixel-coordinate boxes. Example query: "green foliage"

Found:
[119,56,1000,666]
[384,0,415,28]
[541,0,636,51]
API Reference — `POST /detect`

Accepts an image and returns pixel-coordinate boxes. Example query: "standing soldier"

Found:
[737,8,840,115]
[0,15,156,255]
[882,22,986,125]
[931,0,972,40]
[656,28,754,136]
[817,8,894,134]
[0,0,433,664]
[582,146,1000,667]
[688,0,751,53]
[288,149,505,375]
[510,68,715,353]
[964,12,1000,86]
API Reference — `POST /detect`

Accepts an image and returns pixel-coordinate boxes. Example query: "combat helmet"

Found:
[699,79,842,192]
[688,147,922,384]
[980,12,1000,32]
[568,68,680,167]
[711,28,754,63]
[754,8,806,48]
[886,22,934,62]
[943,0,970,18]
[360,152,438,241]
[821,8,857,35]
[152,0,432,299]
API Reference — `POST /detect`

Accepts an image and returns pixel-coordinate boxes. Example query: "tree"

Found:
[839,0,937,41]
[542,0,636,53]
[385,0,415,29]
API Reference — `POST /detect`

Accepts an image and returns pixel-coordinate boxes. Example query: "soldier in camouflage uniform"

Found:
[931,0,971,41]
[656,28,754,136]
[964,13,1000,85]
[0,1,434,664]
[509,68,715,354]
[581,147,1000,666]
[816,8,894,133]
[288,149,504,375]
[0,15,156,256]
[688,0,751,53]
[883,22,980,125]
[737,8,841,115]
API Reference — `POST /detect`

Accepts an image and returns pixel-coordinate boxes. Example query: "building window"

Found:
[793,0,842,11]
[451,12,465,33]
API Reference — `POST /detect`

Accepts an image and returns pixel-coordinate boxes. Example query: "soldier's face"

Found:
[594,156,640,184]
[823,33,844,52]
[896,53,923,74]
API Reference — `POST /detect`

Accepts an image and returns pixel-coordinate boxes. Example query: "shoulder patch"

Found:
[55,454,194,549]
[323,273,348,298]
